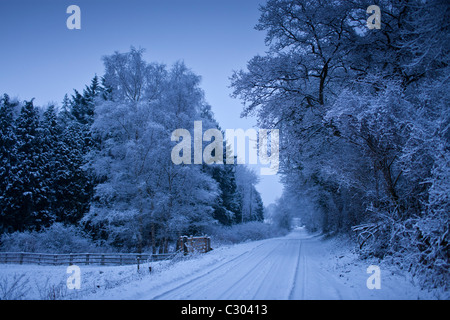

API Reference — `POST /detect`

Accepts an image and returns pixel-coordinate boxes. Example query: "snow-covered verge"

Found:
[0,241,265,300]
[0,261,156,300]
[0,230,447,300]
[318,235,449,300]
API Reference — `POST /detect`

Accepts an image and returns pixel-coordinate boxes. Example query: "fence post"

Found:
[86,254,90,265]
[101,254,105,266]
[183,236,188,255]
[19,253,24,265]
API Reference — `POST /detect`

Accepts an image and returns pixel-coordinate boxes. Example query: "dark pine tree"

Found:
[0,95,19,233]
[71,75,101,126]
[206,163,241,226]
[11,100,54,231]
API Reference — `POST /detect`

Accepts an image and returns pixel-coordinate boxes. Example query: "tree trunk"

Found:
[151,222,156,255]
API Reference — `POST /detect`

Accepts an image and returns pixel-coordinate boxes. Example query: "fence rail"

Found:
[0,236,212,266]
[0,252,176,266]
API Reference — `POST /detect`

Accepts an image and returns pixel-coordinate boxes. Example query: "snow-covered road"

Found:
[1,228,436,300]
[83,227,431,300]
[142,229,351,300]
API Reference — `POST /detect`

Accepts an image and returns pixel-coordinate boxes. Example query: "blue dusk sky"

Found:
[0,0,283,205]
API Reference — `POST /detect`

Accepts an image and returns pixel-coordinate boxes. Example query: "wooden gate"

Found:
[177,236,212,255]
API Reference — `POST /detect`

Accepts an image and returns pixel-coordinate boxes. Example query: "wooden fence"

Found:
[0,236,212,266]
[0,252,176,266]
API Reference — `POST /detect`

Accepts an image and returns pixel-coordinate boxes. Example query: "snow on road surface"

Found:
[1,228,440,300]
[143,230,350,300]
[83,228,437,300]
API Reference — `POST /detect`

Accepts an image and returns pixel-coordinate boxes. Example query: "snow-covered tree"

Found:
[235,166,264,223]
[84,49,219,252]
[10,100,54,231]
[231,0,449,287]
[0,95,20,233]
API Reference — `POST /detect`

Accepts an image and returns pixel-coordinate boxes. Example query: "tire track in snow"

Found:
[141,229,355,300]
[149,241,275,300]
[301,243,307,299]
[214,242,283,300]
[288,240,304,300]
[250,239,302,300]
[289,236,346,300]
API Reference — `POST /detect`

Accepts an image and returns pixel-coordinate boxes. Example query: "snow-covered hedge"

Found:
[0,223,105,253]
[205,221,288,245]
